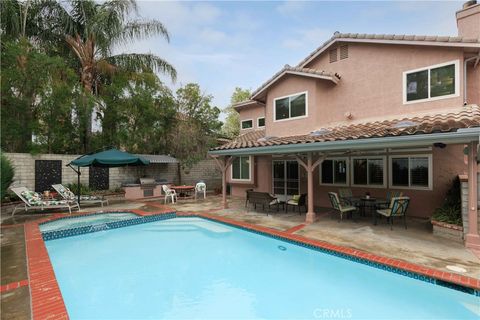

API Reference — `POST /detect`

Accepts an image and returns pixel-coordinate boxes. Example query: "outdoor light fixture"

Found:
[433,143,446,149]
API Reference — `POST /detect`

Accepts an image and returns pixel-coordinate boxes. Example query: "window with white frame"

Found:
[320,158,348,185]
[274,92,307,121]
[390,155,431,189]
[352,157,386,187]
[257,117,265,128]
[403,60,459,104]
[241,119,253,129]
[231,156,251,180]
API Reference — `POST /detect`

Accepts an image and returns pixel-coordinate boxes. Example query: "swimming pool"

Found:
[39,212,138,232]
[44,217,479,319]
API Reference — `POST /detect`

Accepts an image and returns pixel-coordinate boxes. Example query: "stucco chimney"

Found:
[456,1,480,38]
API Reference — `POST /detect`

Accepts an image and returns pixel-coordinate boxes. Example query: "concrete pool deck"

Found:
[1,195,479,319]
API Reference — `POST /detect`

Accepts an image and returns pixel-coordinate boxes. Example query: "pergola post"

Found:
[212,155,233,209]
[465,141,480,249]
[296,153,326,224]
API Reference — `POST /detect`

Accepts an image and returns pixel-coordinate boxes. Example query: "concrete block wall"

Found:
[4,153,221,192]
[181,160,222,191]
[5,153,90,190]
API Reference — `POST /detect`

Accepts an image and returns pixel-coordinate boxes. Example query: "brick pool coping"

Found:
[24,207,480,319]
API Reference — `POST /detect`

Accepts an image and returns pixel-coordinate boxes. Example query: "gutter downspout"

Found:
[463,54,480,104]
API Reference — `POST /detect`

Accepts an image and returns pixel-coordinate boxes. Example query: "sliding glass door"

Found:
[273,160,299,201]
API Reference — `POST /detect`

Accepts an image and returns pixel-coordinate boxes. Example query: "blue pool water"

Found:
[45,217,479,319]
[39,212,138,232]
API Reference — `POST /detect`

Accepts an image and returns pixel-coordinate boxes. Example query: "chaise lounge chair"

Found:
[10,187,80,216]
[52,184,108,207]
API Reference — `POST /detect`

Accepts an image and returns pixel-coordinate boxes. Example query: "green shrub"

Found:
[432,177,462,226]
[1,153,15,200]
[66,183,92,195]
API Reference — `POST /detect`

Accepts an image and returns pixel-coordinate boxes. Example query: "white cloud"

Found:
[276,0,310,15]
[137,1,222,36]
[198,28,228,44]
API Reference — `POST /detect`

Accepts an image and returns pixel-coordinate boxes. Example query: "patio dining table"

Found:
[171,185,195,200]
[344,196,388,225]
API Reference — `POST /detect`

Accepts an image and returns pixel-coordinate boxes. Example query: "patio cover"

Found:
[135,154,178,164]
[208,105,480,244]
[210,105,480,155]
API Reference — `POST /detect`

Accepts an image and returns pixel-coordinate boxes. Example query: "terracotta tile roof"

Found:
[251,65,340,99]
[212,105,480,151]
[298,32,480,68]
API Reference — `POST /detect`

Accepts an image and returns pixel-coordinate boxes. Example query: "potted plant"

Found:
[431,178,463,243]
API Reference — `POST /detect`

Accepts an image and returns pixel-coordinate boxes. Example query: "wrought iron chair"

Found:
[286,194,307,214]
[376,197,410,230]
[338,188,359,206]
[328,192,357,220]
[377,190,403,209]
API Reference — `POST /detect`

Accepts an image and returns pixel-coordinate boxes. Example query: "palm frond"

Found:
[100,0,137,21]
[120,19,170,43]
[0,0,21,38]
[108,53,177,82]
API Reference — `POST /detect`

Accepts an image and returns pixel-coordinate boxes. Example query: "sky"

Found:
[120,0,464,119]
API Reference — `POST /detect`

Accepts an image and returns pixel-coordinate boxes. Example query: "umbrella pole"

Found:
[77,166,81,205]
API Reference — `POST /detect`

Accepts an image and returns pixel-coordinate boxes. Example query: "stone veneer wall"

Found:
[4,153,221,192]
[459,172,480,236]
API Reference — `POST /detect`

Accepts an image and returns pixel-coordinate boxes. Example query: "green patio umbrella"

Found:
[67,148,149,204]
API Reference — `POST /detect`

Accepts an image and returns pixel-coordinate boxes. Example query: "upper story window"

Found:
[257,117,265,128]
[231,156,251,181]
[241,119,253,130]
[390,155,432,190]
[403,60,459,104]
[274,91,307,122]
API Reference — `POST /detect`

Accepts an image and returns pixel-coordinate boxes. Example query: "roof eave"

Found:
[251,70,338,100]
[208,128,480,156]
[299,38,480,68]
[232,100,265,111]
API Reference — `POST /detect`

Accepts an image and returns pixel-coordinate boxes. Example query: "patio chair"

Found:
[10,187,80,216]
[195,182,206,200]
[245,189,254,207]
[52,184,108,207]
[328,192,357,220]
[377,190,403,209]
[286,194,307,214]
[338,188,353,198]
[376,197,410,230]
[162,185,177,204]
[338,188,359,206]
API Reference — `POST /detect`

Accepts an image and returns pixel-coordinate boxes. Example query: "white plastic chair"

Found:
[195,182,206,200]
[162,185,177,204]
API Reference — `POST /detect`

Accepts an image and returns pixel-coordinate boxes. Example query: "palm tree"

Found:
[45,0,177,93]
[2,0,177,151]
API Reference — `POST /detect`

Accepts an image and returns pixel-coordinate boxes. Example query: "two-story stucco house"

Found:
[209,1,480,249]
